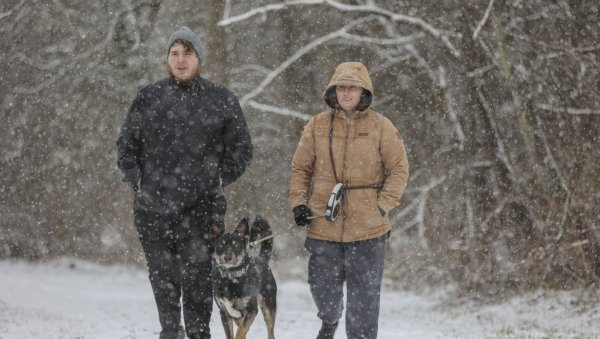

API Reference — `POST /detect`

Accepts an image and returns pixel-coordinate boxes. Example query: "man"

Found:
[290,62,409,339]
[117,27,252,339]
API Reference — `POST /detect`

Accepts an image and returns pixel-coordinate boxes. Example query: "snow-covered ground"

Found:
[0,259,598,339]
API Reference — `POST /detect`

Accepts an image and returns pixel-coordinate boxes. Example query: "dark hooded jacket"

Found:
[117,76,252,215]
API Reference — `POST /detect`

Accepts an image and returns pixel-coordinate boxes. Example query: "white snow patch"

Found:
[0,259,598,338]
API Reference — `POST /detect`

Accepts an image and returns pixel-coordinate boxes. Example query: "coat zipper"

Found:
[339,113,352,241]
[176,89,185,208]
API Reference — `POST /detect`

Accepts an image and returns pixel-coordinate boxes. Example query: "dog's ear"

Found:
[235,217,250,237]
[211,222,224,238]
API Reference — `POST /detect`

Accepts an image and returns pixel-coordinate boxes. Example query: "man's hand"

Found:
[293,205,312,226]
[131,178,141,196]
[210,214,225,239]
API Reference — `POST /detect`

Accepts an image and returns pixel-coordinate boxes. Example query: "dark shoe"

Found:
[316,321,338,339]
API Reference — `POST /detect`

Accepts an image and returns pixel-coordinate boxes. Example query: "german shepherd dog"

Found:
[212,216,277,339]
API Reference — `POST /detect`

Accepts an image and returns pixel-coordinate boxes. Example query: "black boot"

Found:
[158,326,185,339]
[316,321,338,339]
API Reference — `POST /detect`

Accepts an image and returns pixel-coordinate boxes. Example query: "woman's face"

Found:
[336,85,363,112]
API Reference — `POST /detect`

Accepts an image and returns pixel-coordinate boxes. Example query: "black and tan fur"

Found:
[212,216,277,339]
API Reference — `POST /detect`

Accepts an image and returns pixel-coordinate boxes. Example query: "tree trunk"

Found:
[204,0,229,86]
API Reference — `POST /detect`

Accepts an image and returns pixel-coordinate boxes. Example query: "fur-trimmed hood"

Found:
[323,62,374,111]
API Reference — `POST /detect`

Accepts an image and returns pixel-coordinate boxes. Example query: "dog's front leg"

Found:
[234,313,257,339]
[219,310,235,339]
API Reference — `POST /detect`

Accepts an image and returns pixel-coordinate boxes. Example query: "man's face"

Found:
[336,85,364,112]
[167,42,199,83]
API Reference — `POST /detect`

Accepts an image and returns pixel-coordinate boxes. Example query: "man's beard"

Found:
[167,65,200,87]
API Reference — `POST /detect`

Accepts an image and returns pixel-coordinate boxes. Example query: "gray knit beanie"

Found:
[165,27,205,62]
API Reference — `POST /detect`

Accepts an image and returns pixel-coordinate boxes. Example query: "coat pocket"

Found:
[308,181,331,217]
[345,188,380,223]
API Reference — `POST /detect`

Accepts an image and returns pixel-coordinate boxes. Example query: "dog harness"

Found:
[216,258,252,280]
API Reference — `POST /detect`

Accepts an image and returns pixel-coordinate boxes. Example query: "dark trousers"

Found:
[305,235,387,339]
[134,206,214,339]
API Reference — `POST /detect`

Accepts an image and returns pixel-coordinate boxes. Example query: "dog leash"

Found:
[248,224,297,247]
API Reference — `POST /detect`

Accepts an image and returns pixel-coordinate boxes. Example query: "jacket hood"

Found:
[323,62,374,111]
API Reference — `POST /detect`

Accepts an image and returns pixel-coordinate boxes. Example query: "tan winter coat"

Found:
[290,62,409,242]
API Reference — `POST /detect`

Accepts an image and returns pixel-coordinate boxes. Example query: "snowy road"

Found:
[0,260,597,339]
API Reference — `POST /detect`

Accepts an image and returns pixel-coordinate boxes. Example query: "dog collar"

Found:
[217,262,250,280]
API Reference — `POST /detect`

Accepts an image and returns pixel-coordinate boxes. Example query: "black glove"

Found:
[293,205,312,226]
[208,192,227,238]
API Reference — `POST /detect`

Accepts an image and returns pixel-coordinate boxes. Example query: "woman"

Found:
[289,61,409,339]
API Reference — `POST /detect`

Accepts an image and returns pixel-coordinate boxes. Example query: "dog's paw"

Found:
[227,308,242,318]
[217,298,243,318]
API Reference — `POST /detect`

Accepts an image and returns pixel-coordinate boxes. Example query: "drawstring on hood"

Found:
[323,62,374,111]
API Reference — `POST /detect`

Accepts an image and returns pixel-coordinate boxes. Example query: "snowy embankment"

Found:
[0,259,598,339]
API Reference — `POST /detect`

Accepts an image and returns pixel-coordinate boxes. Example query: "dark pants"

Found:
[134,206,214,339]
[305,235,387,339]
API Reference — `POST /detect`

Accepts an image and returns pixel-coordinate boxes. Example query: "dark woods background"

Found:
[2,0,599,294]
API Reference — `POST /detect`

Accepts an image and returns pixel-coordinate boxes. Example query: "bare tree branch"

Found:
[479,195,511,231]
[246,100,312,121]
[392,161,492,248]
[121,0,141,51]
[475,80,518,187]
[0,0,25,20]
[439,65,465,149]
[14,69,67,95]
[238,17,372,106]
[218,0,322,25]
[535,115,569,193]
[222,0,232,19]
[393,179,442,248]
[535,103,600,115]
[466,196,475,249]
[340,31,424,45]
[404,44,436,82]
[13,2,158,95]
[219,0,460,56]
[230,64,271,76]
[472,0,495,39]
[466,64,494,78]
